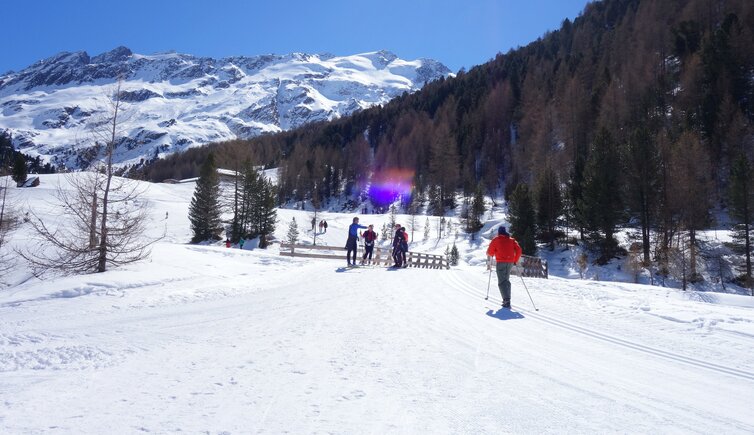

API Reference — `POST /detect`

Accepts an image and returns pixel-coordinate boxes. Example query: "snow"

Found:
[0,49,451,170]
[1,174,753,433]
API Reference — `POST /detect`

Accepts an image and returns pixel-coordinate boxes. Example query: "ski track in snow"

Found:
[1,174,754,433]
[2,259,754,433]
[443,271,754,382]
[439,270,754,433]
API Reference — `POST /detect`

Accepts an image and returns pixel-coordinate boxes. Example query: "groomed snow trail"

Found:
[2,174,754,433]
[2,244,753,434]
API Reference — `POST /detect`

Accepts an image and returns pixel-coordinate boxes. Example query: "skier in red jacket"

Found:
[360,225,377,265]
[486,226,522,308]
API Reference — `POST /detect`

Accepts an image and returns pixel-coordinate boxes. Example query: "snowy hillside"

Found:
[1,174,754,433]
[0,47,451,169]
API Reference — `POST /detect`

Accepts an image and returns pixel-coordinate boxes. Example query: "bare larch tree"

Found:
[21,80,157,275]
[0,173,20,279]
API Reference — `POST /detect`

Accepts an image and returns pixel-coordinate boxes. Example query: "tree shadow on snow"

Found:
[485,308,525,321]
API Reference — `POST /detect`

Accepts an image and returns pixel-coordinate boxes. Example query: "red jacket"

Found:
[487,235,522,264]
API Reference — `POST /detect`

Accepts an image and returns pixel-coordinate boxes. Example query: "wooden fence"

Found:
[511,255,548,279]
[279,243,449,270]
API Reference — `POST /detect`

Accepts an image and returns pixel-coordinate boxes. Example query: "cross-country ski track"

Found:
[2,174,753,433]
[443,270,754,382]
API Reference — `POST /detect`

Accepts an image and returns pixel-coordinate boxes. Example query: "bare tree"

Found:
[408,210,417,243]
[0,174,20,280]
[20,80,157,275]
[668,131,712,283]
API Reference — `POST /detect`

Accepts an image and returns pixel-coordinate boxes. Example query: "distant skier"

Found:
[346,217,367,266]
[400,226,409,267]
[486,226,522,308]
[360,224,377,265]
[225,239,231,248]
[319,220,324,233]
[391,224,405,267]
[239,237,246,250]
[323,220,328,233]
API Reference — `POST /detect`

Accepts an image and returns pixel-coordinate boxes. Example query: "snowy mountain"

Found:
[2,173,754,433]
[0,47,451,169]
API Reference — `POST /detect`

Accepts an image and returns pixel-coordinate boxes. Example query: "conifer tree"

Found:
[189,153,222,243]
[228,179,241,241]
[668,131,712,281]
[286,217,300,245]
[509,183,537,255]
[0,132,13,168]
[236,162,260,241]
[466,183,485,237]
[252,176,277,248]
[449,243,459,266]
[11,153,27,184]
[429,121,459,210]
[389,203,397,229]
[408,198,419,243]
[381,223,390,241]
[460,195,470,224]
[427,185,443,216]
[228,163,245,242]
[566,152,587,242]
[729,155,754,291]
[624,126,659,264]
[579,128,623,262]
[535,166,562,250]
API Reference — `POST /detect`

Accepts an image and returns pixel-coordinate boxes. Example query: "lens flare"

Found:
[368,168,414,207]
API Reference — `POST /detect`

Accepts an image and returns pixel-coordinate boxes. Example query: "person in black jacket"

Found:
[392,224,404,267]
[400,226,408,267]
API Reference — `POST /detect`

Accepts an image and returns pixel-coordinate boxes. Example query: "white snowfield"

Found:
[1,174,754,434]
[0,48,451,169]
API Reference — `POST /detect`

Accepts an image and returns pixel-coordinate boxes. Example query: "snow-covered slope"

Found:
[0,47,451,169]
[1,174,753,433]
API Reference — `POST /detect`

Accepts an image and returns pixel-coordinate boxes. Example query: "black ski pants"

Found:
[362,244,374,261]
[346,235,358,264]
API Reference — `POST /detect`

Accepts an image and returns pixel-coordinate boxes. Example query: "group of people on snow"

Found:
[391,224,409,267]
[347,217,522,308]
[225,237,246,249]
[224,213,522,308]
[345,217,409,268]
[342,214,524,308]
[312,218,328,233]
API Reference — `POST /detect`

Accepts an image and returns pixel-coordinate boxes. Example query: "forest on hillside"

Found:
[140,0,754,285]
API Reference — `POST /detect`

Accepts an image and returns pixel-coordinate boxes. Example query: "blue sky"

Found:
[1,0,590,74]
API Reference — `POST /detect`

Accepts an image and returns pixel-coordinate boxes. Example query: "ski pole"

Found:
[485,257,492,300]
[486,268,492,300]
[518,271,539,311]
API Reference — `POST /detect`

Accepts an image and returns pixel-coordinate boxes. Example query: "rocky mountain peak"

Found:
[0,47,452,170]
[91,46,133,64]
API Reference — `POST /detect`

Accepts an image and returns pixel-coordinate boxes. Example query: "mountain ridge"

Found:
[0,46,452,169]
